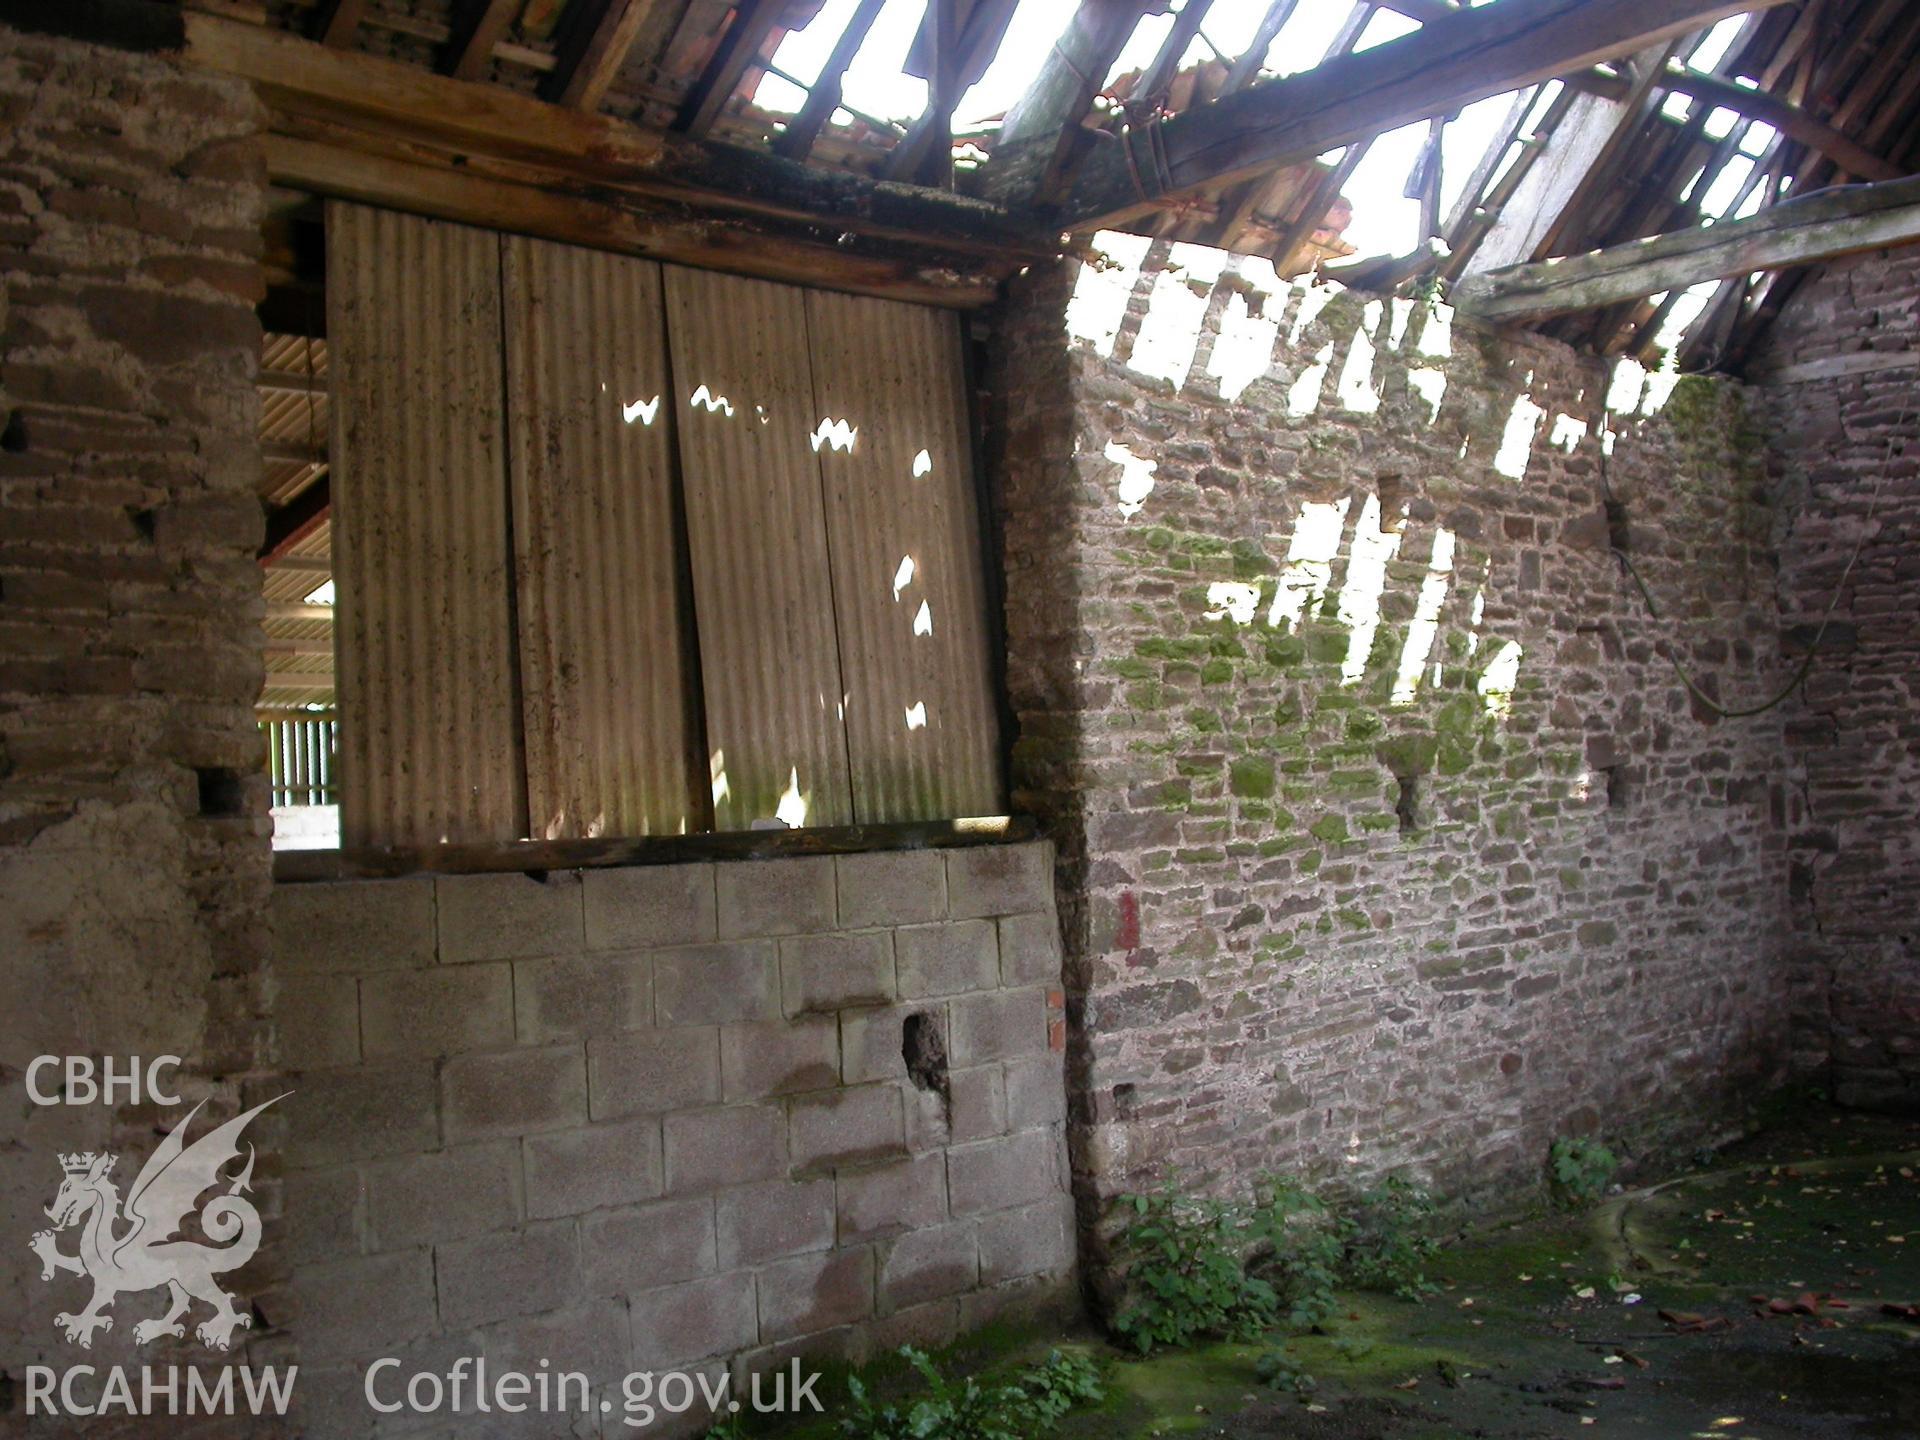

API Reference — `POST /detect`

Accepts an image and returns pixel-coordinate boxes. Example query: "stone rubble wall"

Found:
[989,238,1795,1271]
[268,845,1073,1436]
[1753,247,1920,1114]
[0,17,275,1419]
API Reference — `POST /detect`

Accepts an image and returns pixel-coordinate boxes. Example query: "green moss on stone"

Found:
[1229,756,1276,798]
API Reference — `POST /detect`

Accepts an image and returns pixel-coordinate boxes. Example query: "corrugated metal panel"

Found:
[327,201,524,847]
[664,266,853,831]
[503,235,701,839]
[804,290,1003,822]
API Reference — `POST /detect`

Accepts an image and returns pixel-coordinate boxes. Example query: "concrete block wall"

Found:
[266,844,1073,1435]
[1752,247,1920,1113]
[988,237,1793,1244]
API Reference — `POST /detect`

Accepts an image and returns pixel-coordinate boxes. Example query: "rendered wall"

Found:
[990,238,1795,1257]
[269,846,1074,1436]
[0,15,274,1416]
[1754,246,1920,1113]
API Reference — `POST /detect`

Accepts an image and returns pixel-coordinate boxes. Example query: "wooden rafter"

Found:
[1223,0,1301,92]
[1063,0,1794,233]
[443,0,521,83]
[770,0,888,160]
[1450,172,1920,323]
[673,0,786,136]
[885,0,1021,184]
[260,475,331,564]
[311,0,368,48]
[544,0,658,112]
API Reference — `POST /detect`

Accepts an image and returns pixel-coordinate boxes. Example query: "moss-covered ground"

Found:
[725,1106,1920,1440]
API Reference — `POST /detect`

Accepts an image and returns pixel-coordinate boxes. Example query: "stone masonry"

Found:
[0,15,275,1416]
[265,844,1073,1436]
[989,237,1794,1285]
[1753,247,1920,1113]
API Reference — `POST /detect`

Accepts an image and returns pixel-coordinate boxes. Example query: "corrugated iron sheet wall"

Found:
[327,202,524,848]
[805,290,1001,821]
[326,203,1004,844]
[665,266,855,831]
[504,236,703,839]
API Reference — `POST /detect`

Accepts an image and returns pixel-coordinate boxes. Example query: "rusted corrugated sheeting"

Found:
[664,266,854,831]
[504,236,702,839]
[327,201,524,847]
[804,290,1002,821]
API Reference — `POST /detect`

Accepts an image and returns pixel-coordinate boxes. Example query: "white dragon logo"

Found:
[29,1095,286,1351]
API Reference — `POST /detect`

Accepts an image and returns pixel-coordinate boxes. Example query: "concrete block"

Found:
[756,1246,875,1342]
[948,987,1049,1066]
[1003,1052,1067,1129]
[277,973,360,1070]
[714,1177,835,1269]
[948,1065,1008,1142]
[904,1082,951,1153]
[436,870,584,962]
[662,1104,787,1193]
[788,1084,905,1171]
[442,1045,588,1142]
[654,941,779,1026]
[588,1026,721,1119]
[436,1219,582,1327]
[997,912,1063,987]
[291,1248,437,1363]
[271,877,434,973]
[480,1297,631,1389]
[836,1152,947,1242]
[877,1221,977,1312]
[524,1117,663,1218]
[864,1298,960,1352]
[579,1195,716,1291]
[364,1141,520,1249]
[629,1274,758,1369]
[779,930,895,1015]
[895,920,998,998]
[285,1060,439,1166]
[947,1129,1062,1216]
[945,843,1052,920]
[721,1015,840,1100]
[714,856,835,939]
[583,862,716,950]
[516,953,653,1043]
[360,961,514,1058]
[282,1165,364,1266]
[835,850,946,927]
[841,1004,943,1085]
[977,1194,1075,1285]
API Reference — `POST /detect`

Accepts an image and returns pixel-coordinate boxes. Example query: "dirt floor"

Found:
[1059,1107,1920,1440]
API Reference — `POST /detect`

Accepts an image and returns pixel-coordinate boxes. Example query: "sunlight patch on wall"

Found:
[1288,281,1335,344]
[912,448,932,477]
[1106,440,1158,519]
[1129,243,1229,387]
[1417,303,1453,358]
[1388,297,1415,351]
[1204,581,1262,625]
[904,701,927,731]
[1066,231,1154,356]
[689,384,734,416]
[810,416,858,452]
[891,554,915,600]
[1494,391,1544,479]
[1391,528,1456,706]
[1336,316,1382,414]
[622,394,661,425]
[774,766,809,828]
[912,599,933,636]
[1269,498,1350,629]
[1409,367,1446,423]
[1288,343,1334,417]
[1550,413,1588,452]
[1337,493,1406,685]
[1478,640,1524,716]
[710,749,731,808]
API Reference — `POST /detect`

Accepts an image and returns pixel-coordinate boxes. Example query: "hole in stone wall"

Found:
[1606,766,1633,811]
[1396,774,1419,832]
[0,413,25,452]
[1606,500,1631,554]
[902,1012,949,1097]
[195,767,248,818]
[128,507,156,542]
[1113,1082,1137,1118]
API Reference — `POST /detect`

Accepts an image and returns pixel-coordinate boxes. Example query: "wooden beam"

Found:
[182,13,1048,288]
[268,602,338,622]
[770,0,888,160]
[1450,173,1920,323]
[312,0,367,47]
[264,438,327,466]
[884,0,1018,183]
[260,366,327,395]
[261,671,337,691]
[544,0,658,112]
[673,0,785,135]
[264,636,336,656]
[1223,0,1301,92]
[1063,0,1792,231]
[260,474,331,563]
[1748,349,1920,386]
[443,0,521,83]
